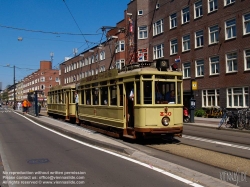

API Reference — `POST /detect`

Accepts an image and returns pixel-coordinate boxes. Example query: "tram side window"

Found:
[101,87,108,105]
[86,89,91,105]
[81,90,84,104]
[144,81,152,104]
[155,82,164,104]
[119,84,123,106]
[110,85,117,106]
[92,88,99,105]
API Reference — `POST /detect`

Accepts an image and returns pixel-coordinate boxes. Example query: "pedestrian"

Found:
[22,99,28,114]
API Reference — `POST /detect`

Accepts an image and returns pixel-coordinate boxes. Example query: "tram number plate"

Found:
[160,112,171,116]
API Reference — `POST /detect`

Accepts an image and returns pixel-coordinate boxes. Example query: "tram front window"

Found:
[155,82,176,104]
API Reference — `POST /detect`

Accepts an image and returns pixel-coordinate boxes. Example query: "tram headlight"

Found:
[161,117,170,126]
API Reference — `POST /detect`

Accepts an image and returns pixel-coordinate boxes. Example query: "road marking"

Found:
[15,112,204,187]
[183,135,250,151]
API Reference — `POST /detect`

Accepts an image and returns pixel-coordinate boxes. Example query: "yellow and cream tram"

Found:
[47,60,183,139]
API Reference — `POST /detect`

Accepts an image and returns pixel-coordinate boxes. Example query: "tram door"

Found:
[126,82,134,128]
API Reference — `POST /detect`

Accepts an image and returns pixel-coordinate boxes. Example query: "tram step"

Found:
[123,134,136,139]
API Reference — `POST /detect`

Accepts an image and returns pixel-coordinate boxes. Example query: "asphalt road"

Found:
[0,110,193,187]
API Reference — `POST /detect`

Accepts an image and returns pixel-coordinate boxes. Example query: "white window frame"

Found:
[195,59,204,77]
[182,7,190,24]
[100,51,105,60]
[210,56,220,75]
[194,0,203,19]
[226,52,237,73]
[182,35,190,52]
[209,25,219,44]
[243,13,250,35]
[225,19,236,40]
[153,19,163,36]
[115,59,125,70]
[195,30,204,48]
[208,0,218,13]
[138,10,143,15]
[115,41,125,53]
[227,87,249,108]
[244,49,250,71]
[170,39,178,55]
[170,13,177,29]
[224,0,235,6]
[183,62,191,79]
[153,44,164,59]
[40,76,45,82]
[138,26,148,39]
[202,89,220,107]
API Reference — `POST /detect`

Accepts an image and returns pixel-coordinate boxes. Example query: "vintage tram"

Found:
[47,60,183,139]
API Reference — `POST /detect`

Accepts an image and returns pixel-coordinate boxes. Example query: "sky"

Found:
[0,0,129,89]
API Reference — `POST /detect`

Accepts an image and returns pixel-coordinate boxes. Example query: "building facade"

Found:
[125,0,250,109]
[22,61,59,105]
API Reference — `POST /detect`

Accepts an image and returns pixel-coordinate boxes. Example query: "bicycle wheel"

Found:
[218,117,226,129]
[237,120,245,130]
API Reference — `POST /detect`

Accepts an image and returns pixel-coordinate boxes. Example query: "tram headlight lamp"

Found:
[161,117,170,126]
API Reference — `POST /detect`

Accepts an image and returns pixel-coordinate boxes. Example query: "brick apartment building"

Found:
[22,61,59,105]
[59,0,250,109]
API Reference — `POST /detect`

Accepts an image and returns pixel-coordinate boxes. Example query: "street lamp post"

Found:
[13,65,16,110]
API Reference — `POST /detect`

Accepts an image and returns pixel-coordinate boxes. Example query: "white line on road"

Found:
[183,135,250,150]
[15,112,204,187]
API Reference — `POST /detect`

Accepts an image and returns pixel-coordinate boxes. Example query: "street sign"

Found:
[192,80,198,90]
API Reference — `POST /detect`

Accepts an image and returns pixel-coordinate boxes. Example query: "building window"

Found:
[170,13,177,29]
[40,84,45,90]
[202,89,220,107]
[182,7,190,24]
[170,39,178,55]
[209,25,219,44]
[244,49,250,71]
[243,13,250,35]
[95,54,98,62]
[224,0,235,6]
[138,10,143,15]
[138,48,148,62]
[95,69,98,75]
[183,62,191,78]
[195,30,204,48]
[153,19,163,36]
[153,44,164,59]
[115,41,125,53]
[49,77,52,80]
[225,19,236,40]
[182,35,190,52]
[55,77,59,82]
[40,77,45,82]
[91,56,95,64]
[138,26,148,39]
[226,52,237,73]
[194,0,203,19]
[100,51,105,60]
[85,72,88,77]
[208,0,218,13]
[116,59,125,70]
[85,58,88,65]
[210,56,219,75]
[196,59,204,77]
[227,87,249,108]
